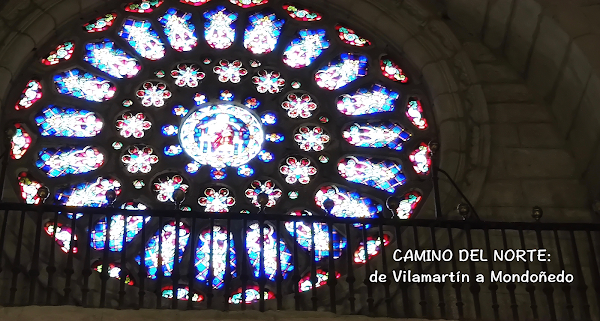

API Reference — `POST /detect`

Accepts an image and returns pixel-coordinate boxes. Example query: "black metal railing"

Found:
[0,201,599,320]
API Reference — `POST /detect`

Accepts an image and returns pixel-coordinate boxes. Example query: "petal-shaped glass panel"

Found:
[45,222,77,253]
[246,223,293,281]
[315,53,368,90]
[283,29,329,68]
[285,210,347,261]
[159,8,197,52]
[229,286,274,304]
[395,191,422,219]
[380,55,408,83]
[35,106,103,137]
[125,0,164,13]
[181,0,211,6]
[84,40,141,78]
[10,123,32,160]
[335,25,371,47]
[342,122,411,151]
[37,147,104,178]
[353,235,390,264]
[161,285,203,301]
[298,269,340,292]
[338,156,406,193]
[314,185,383,219]
[244,12,284,55]
[135,221,190,279]
[91,206,150,252]
[407,98,428,130]
[195,225,237,289]
[230,0,268,8]
[204,7,238,50]
[55,177,121,207]
[15,80,42,110]
[83,13,117,33]
[282,5,322,22]
[119,19,165,60]
[337,84,399,116]
[54,69,116,102]
[409,143,432,175]
[42,41,75,65]
[152,174,189,202]
[92,261,134,285]
[198,188,235,212]
[18,172,42,205]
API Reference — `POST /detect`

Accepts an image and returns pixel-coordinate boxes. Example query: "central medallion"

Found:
[180,104,264,168]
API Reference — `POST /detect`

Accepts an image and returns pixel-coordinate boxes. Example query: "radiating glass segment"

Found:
[246,223,293,280]
[45,222,77,253]
[407,98,428,130]
[195,225,236,289]
[337,84,399,115]
[119,19,165,60]
[93,261,134,285]
[354,235,390,264]
[161,286,203,301]
[15,80,42,110]
[121,145,159,173]
[181,0,211,6]
[244,12,284,55]
[18,172,42,205]
[55,177,121,207]
[198,188,235,212]
[409,143,432,175]
[54,69,116,102]
[135,221,190,279]
[83,13,117,33]
[125,0,164,13]
[37,147,104,178]
[229,286,274,304]
[343,122,411,151]
[159,8,197,52]
[285,210,347,261]
[381,56,408,83]
[281,93,317,118]
[299,269,340,292]
[10,124,32,160]
[396,191,422,219]
[315,53,368,90]
[315,185,383,219]
[338,156,406,193]
[244,180,282,208]
[171,64,205,87]
[230,0,268,8]
[283,29,329,68]
[204,7,238,50]
[265,133,284,143]
[42,41,74,65]
[84,40,141,78]
[116,112,152,138]
[35,106,103,137]
[335,25,371,47]
[91,212,151,251]
[153,175,188,202]
[279,157,317,185]
[283,5,322,21]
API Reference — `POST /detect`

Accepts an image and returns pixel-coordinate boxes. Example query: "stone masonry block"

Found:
[479,180,527,207]
[505,0,542,73]
[422,60,459,97]
[488,103,552,123]
[488,148,577,179]
[483,0,514,49]
[45,0,80,28]
[0,67,13,105]
[518,123,564,148]
[446,0,488,37]
[21,11,56,46]
[402,36,440,72]
[566,98,600,173]
[522,179,589,208]
[482,83,532,103]
[475,63,521,83]
[490,124,520,147]
[0,33,35,75]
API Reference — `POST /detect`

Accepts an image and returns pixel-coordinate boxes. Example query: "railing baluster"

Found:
[100,214,112,308]
[222,218,231,311]
[569,230,591,320]
[464,224,481,319]
[585,230,600,316]
[346,223,356,313]
[501,229,519,320]
[9,210,27,306]
[311,220,317,311]
[45,211,59,305]
[172,214,181,309]
[62,212,77,305]
[0,210,9,277]
[483,228,500,320]
[412,225,427,318]
[429,225,445,319]
[119,211,128,309]
[207,218,214,309]
[535,227,556,321]
[362,225,374,314]
[447,227,464,319]
[276,219,282,310]
[292,220,300,310]
[241,218,247,310]
[187,215,197,311]
[259,219,266,312]
[328,218,338,313]
[519,229,538,320]
[156,216,163,308]
[28,207,44,305]
[553,229,573,319]
[82,213,94,307]
[138,213,147,309]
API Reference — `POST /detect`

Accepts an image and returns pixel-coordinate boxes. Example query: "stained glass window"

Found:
[229,286,274,304]
[45,222,77,253]
[298,269,340,292]
[11,0,436,301]
[92,262,134,285]
[246,223,293,280]
[195,225,236,288]
[353,235,390,264]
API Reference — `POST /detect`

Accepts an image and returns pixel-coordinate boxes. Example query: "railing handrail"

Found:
[1,202,598,231]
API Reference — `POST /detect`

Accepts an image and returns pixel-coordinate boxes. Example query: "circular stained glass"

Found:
[180,104,264,168]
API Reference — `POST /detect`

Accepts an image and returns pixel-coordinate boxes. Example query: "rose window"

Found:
[7,0,435,305]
